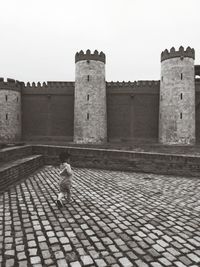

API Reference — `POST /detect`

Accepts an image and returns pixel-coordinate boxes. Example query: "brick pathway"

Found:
[0,166,200,267]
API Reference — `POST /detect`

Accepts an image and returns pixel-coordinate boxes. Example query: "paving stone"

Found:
[28,248,38,256]
[70,261,81,267]
[158,257,171,266]
[30,256,41,264]
[119,257,133,267]
[135,259,148,267]
[17,252,27,260]
[104,255,116,264]
[42,250,51,259]
[187,253,200,263]
[80,255,93,265]
[95,259,107,267]
[28,240,37,247]
[57,259,68,267]
[59,237,69,244]
[18,261,28,267]
[54,251,64,259]
[5,259,15,267]
[150,263,163,267]
[4,250,15,256]
[174,261,187,267]
[1,166,200,267]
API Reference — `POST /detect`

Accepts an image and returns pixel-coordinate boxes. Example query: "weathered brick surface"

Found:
[0,89,21,142]
[0,145,32,163]
[22,83,74,141]
[0,155,44,193]
[0,166,200,266]
[74,59,107,144]
[32,145,200,177]
[159,56,195,145]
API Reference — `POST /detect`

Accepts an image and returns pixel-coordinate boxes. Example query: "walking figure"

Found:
[56,151,73,207]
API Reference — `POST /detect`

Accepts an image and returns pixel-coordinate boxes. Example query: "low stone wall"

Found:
[0,145,32,163]
[32,145,200,177]
[0,155,44,193]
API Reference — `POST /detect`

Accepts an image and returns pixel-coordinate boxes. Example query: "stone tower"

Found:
[0,78,22,142]
[74,49,107,144]
[159,46,195,145]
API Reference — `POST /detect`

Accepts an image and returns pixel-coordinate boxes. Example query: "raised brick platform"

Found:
[0,145,32,163]
[0,155,44,193]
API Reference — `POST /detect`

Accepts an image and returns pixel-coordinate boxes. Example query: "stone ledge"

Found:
[0,155,44,193]
[0,145,32,163]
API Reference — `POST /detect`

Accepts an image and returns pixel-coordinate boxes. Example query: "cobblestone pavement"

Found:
[1,166,200,267]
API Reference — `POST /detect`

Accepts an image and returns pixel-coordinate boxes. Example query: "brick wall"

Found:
[0,89,21,142]
[18,79,200,143]
[107,82,159,142]
[0,155,44,193]
[0,145,32,162]
[22,83,74,141]
[32,145,200,177]
[195,79,200,142]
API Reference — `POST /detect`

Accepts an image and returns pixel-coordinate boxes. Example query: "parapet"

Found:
[161,46,195,62]
[107,80,160,87]
[75,49,106,63]
[25,81,74,88]
[0,78,23,91]
[195,65,200,76]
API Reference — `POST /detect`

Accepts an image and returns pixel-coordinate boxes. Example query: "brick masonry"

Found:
[32,145,200,177]
[0,145,32,162]
[1,48,200,144]
[0,89,21,141]
[0,155,44,193]
[159,57,195,144]
[74,59,107,144]
[22,83,74,141]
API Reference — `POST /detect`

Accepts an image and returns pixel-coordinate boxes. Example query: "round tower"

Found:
[0,78,22,142]
[159,46,195,145]
[74,49,107,144]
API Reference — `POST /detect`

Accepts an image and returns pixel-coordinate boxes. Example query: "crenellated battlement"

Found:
[75,49,106,63]
[107,80,160,87]
[0,78,23,90]
[25,81,74,88]
[161,46,195,62]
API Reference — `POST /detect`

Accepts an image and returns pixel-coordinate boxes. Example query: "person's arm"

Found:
[60,164,72,176]
[65,164,73,175]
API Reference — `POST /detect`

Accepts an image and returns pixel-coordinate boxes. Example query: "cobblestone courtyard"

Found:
[1,166,200,267]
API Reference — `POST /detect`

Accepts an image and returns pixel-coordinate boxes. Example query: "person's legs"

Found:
[56,192,64,207]
[66,187,71,202]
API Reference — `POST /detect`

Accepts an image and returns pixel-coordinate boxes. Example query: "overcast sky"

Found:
[0,0,199,83]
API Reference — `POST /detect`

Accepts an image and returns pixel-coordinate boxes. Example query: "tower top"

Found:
[75,49,106,63]
[161,46,195,62]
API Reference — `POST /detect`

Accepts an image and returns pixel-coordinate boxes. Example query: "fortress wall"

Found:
[107,81,160,142]
[195,79,200,142]
[0,79,22,142]
[22,82,74,141]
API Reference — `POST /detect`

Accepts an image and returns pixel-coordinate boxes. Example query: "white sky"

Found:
[0,0,199,83]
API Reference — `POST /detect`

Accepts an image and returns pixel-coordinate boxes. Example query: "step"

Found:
[0,155,44,193]
[0,145,32,163]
